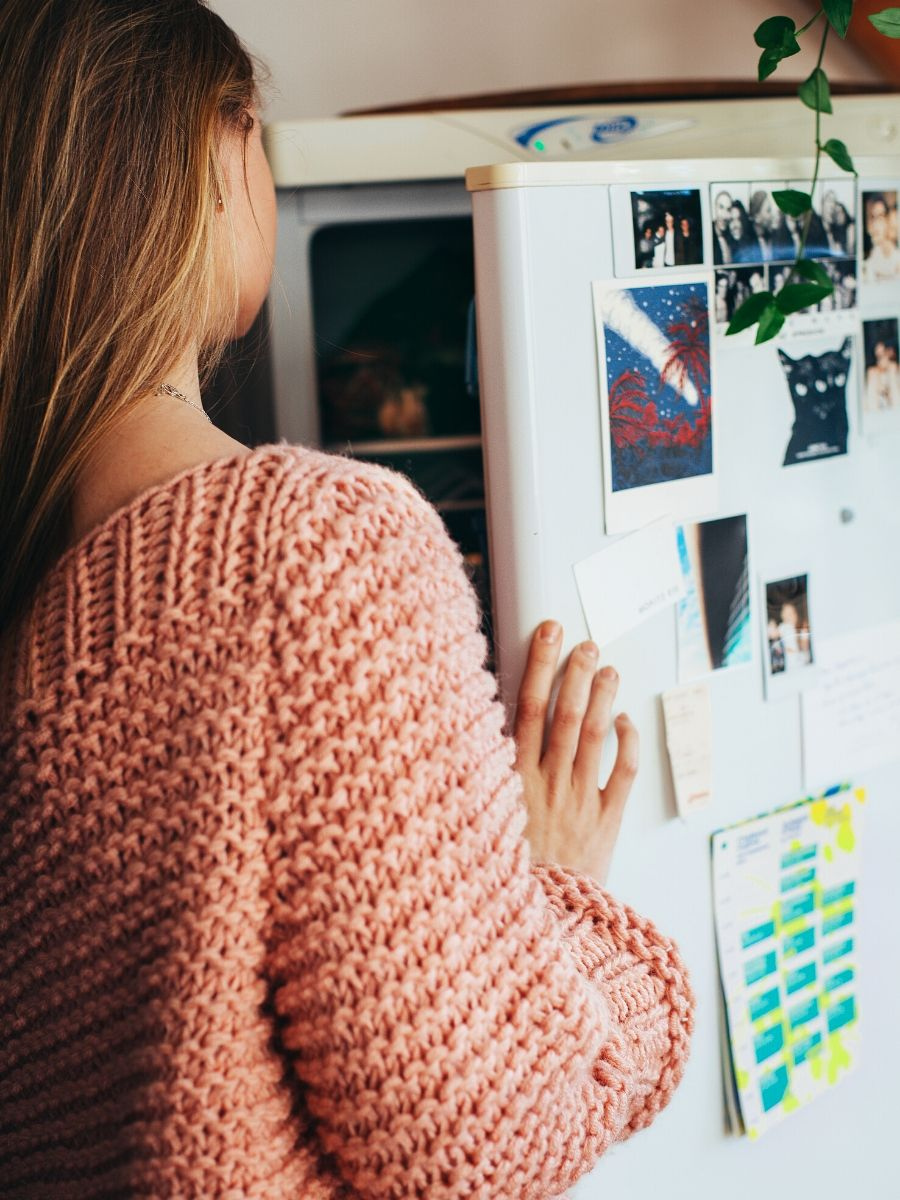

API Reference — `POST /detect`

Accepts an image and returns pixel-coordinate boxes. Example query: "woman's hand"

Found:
[513,621,639,888]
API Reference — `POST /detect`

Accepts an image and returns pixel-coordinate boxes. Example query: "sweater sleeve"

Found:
[259,454,694,1200]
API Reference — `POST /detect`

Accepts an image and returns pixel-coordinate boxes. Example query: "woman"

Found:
[0,3,694,1197]
[727,200,756,264]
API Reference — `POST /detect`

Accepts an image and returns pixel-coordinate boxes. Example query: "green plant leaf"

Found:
[822,137,857,173]
[823,0,853,38]
[869,7,900,36]
[754,15,801,78]
[754,15,798,48]
[755,305,787,344]
[798,68,833,113]
[775,282,833,314]
[726,290,776,335]
[758,48,785,81]
[794,258,832,288]
[773,188,813,216]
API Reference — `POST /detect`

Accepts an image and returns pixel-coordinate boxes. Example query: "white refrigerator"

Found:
[467,148,900,1198]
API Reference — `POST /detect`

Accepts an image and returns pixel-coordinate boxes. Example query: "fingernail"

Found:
[540,621,561,642]
[600,666,617,681]
[580,641,598,660]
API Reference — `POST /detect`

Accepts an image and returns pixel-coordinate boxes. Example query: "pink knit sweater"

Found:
[0,442,694,1199]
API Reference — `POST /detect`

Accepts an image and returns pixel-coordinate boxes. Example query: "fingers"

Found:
[600,714,639,831]
[514,621,562,769]
[572,665,620,793]
[543,640,600,773]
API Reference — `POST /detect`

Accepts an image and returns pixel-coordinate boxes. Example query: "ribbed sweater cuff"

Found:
[530,861,695,1138]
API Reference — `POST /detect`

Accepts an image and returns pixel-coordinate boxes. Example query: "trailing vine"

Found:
[727,1,900,343]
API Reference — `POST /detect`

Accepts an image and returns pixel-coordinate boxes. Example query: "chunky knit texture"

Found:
[0,442,694,1199]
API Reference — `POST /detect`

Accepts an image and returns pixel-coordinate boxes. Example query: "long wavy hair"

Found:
[0,0,259,654]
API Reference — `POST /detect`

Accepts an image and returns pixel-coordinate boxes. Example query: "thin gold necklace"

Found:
[155,382,213,424]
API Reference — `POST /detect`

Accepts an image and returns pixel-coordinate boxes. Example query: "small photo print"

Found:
[764,574,816,698]
[861,317,900,434]
[676,514,753,683]
[631,189,703,270]
[778,337,851,465]
[861,189,900,284]
[710,179,855,267]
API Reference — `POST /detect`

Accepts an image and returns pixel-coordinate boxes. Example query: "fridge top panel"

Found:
[265,95,900,188]
[465,153,900,191]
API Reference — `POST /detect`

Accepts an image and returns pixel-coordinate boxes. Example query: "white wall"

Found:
[210,0,880,122]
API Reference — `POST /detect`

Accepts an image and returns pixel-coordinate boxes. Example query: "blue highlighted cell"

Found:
[744,950,778,986]
[780,891,815,924]
[827,994,856,1033]
[754,1022,785,1064]
[780,867,816,893]
[785,961,817,995]
[749,986,781,1022]
[760,1062,790,1112]
[823,937,854,965]
[822,909,854,936]
[742,920,777,949]
[783,927,815,956]
[789,995,820,1030]
[792,1030,823,1065]
[822,880,855,907]
[825,967,855,992]
[781,845,816,869]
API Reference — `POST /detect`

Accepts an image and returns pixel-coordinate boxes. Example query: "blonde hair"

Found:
[0,0,258,643]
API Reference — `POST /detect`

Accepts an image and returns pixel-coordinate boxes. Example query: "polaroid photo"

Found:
[592,273,717,534]
[609,185,707,276]
[860,316,900,435]
[761,573,817,699]
[676,513,753,683]
[860,185,900,287]
[778,336,852,465]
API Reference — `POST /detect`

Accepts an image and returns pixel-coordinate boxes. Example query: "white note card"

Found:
[661,681,713,816]
[801,620,900,791]
[574,517,684,648]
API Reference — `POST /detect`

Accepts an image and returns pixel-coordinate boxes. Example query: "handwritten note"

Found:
[661,681,713,816]
[801,621,900,791]
[574,518,684,648]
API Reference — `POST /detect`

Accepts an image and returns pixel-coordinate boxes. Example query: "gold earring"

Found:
[216,193,224,210]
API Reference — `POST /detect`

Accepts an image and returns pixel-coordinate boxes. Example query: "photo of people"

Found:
[862,318,900,410]
[714,259,856,326]
[631,189,703,270]
[714,265,768,325]
[763,574,816,697]
[861,189,900,283]
[861,317,900,434]
[676,515,753,683]
[766,576,812,673]
[710,179,855,267]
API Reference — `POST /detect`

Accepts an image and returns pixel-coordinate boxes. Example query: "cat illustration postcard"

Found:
[778,337,852,466]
